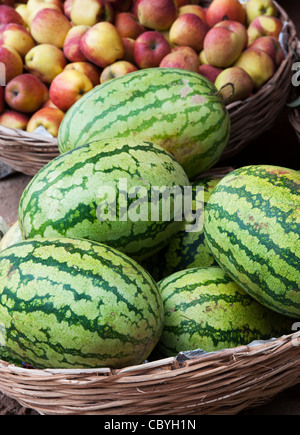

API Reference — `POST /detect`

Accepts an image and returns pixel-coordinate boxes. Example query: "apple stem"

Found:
[210,83,235,104]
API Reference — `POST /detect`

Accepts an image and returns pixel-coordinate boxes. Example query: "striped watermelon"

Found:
[143,177,222,281]
[204,165,300,318]
[0,221,22,252]
[0,237,164,369]
[157,267,292,357]
[18,138,190,261]
[58,68,231,179]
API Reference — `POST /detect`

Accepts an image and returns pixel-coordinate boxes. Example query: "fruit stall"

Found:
[0,0,299,417]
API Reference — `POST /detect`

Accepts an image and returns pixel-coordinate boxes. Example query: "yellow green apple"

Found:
[133,30,171,68]
[169,13,209,53]
[100,60,137,83]
[64,61,101,87]
[25,44,67,84]
[80,22,124,68]
[27,107,65,137]
[63,25,90,62]
[49,69,93,111]
[0,23,35,58]
[30,8,72,48]
[246,0,278,25]
[0,110,29,130]
[160,46,200,72]
[70,0,114,26]
[234,47,274,89]
[5,73,49,113]
[214,66,254,103]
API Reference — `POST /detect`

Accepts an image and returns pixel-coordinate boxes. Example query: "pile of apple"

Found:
[0,0,285,137]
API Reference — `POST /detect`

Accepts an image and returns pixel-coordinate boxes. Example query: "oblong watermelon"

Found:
[204,165,300,318]
[18,138,190,261]
[0,237,164,369]
[58,68,231,178]
[157,267,292,357]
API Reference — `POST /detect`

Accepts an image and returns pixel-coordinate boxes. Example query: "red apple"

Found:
[30,8,72,48]
[0,110,29,130]
[160,46,200,72]
[215,20,248,50]
[205,0,246,27]
[100,60,137,83]
[64,61,101,87]
[26,107,65,137]
[122,37,136,63]
[250,36,284,68]
[247,15,283,46]
[5,73,49,113]
[178,5,206,22]
[134,0,177,31]
[0,4,24,26]
[0,45,23,84]
[49,69,93,112]
[199,64,223,83]
[80,22,124,68]
[114,11,146,39]
[63,25,90,62]
[63,0,72,18]
[0,23,35,58]
[169,13,209,53]
[134,30,171,68]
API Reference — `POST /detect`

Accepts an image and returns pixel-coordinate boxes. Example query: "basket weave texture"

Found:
[0,1,298,176]
[0,333,300,415]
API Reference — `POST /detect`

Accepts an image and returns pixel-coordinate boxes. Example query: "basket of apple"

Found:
[0,0,298,175]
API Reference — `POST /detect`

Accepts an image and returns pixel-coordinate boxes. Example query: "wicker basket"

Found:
[0,1,297,176]
[0,332,300,415]
[289,107,300,142]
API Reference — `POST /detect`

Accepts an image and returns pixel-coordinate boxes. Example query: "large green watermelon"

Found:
[157,267,292,357]
[18,138,190,261]
[58,68,231,178]
[0,237,164,369]
[204,165,300,318]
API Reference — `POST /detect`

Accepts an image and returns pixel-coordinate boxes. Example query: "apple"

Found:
[0,86,4,114]
[42,98,60,109]
[26,3,63,26]
[108,0,132,12]
[64,61,101,87]
[159,46,200,72]
[234,48,274,89]
[134,0,177,31]
[63,25,90,62]
[247,15,283,46]
[49,69,93,112]
[70,0,114,26]
[114,12,146,39]
[27,0,63,15]
[203,24,246,68]
[5,73,49,113]
[0,23,35,58]
[122,37,136,63]
[214,66,254,103]
[205,0,246,28]
[215,20,248,50]
[0,110,29,130]
[199,49,209,65]
[25,44,67,84]
[0,45,23,84]
[178,5,206,22]
[134,30,171,69]
[199,64,223,83]
[30,8,72,48]
[100,60,137,83]
[63,0,72,18]
[80,22,124,68]
[246,0,278,25]
[26,107,65,137]
[169,13,209,53]
[0,4,25,26]
[250,36,284,68]
[14,4,29,24]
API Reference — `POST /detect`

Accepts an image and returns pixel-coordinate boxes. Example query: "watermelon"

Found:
[143,177,222,281]
[157,267,292,357]
[0,221,22,252]
[0,237,164,369]
[204,165,300,318]
[57,68,231,179]
[18,138,190,261]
